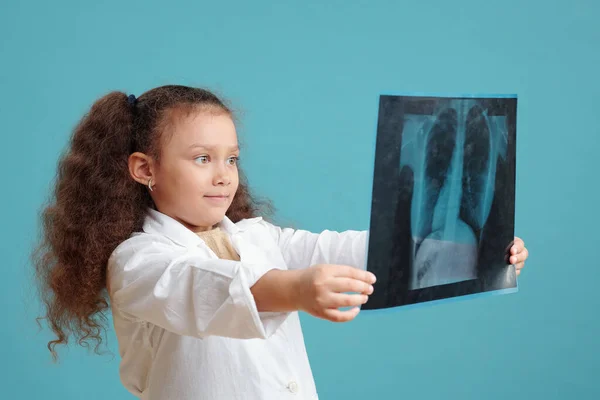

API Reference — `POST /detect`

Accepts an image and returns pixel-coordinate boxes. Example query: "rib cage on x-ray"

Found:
[400,99,509,289]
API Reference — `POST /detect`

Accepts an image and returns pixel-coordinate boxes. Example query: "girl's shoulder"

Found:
[107,231,185,270]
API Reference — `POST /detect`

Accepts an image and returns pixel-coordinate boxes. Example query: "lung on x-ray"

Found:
[362,94,518,310]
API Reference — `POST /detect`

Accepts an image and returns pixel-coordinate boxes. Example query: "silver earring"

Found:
[148,178,154,192]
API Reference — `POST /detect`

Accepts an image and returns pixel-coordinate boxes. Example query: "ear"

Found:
[128,152,155,187]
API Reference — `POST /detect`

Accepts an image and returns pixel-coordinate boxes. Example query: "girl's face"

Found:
[151,109,240,232]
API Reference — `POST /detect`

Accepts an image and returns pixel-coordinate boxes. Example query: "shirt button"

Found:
[287,381,299,393]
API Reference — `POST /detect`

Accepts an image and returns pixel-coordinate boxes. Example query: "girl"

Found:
[33,85,529,400]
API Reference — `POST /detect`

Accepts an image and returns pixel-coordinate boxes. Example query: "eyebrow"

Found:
[188,144,239,151]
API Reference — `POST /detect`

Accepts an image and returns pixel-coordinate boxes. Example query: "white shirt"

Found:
[107,208,368,400]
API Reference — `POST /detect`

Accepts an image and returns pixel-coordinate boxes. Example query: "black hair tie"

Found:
[127,94,137,106]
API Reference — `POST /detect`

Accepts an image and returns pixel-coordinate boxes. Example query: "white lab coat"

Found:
[107,208,368,400]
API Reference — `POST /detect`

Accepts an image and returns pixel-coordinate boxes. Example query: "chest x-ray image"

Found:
[363,94,518,310]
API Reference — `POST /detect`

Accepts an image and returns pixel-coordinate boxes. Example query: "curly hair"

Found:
[32,85,271,361]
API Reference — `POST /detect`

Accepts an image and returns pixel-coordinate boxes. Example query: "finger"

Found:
[510,247,528,265]
[322,306,361,323]
[516,262,525,270]
[516,250,528,267]
[521,247,529,261]
[333,265,376,284]
[511,237,525,255]
[329,277,374,295]
[326,293,369,309]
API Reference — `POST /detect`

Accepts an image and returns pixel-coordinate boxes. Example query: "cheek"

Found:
[232,170,240,190]
[163,164,202,194]
[171,170,192,192]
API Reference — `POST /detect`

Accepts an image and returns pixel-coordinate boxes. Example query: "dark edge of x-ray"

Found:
[362,94,518,310]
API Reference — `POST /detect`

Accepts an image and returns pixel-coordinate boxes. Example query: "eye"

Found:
[195,155,209,164]
[227,156,239,166]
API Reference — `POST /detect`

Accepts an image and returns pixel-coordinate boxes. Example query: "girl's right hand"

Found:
[293,264,376,322]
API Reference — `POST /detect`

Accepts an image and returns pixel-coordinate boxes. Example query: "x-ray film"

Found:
[363,94,518,310]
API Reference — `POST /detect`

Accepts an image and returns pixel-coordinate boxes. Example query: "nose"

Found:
[213,164,231,186]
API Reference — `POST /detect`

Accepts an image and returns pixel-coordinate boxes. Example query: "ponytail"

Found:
[33,91,151,360]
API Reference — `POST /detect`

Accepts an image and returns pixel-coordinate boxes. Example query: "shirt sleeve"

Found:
[260,221,369,271]
[107,235,289,340]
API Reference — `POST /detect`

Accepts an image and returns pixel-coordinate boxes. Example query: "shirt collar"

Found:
[142,208,263,248]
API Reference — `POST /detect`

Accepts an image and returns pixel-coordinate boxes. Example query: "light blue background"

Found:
[2,0,598,398]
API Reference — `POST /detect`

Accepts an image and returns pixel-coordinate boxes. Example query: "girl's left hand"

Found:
[509,236,529,276]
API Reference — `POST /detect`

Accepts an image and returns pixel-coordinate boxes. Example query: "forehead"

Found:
[162,107,238,151]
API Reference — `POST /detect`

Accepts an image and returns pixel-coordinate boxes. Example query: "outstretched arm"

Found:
[261,220,369,271]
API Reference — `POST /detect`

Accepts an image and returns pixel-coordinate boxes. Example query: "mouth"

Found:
[204,194,230,203]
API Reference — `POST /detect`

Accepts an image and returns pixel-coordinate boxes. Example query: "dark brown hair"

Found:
[32,85,271,361]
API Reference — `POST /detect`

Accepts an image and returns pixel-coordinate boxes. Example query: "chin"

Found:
[204,213,226,227]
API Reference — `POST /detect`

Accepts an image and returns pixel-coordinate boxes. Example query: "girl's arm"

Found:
[252,265,375,323]
[108,234,375,338]
[261,221,369,271]
[107,234,290,340]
